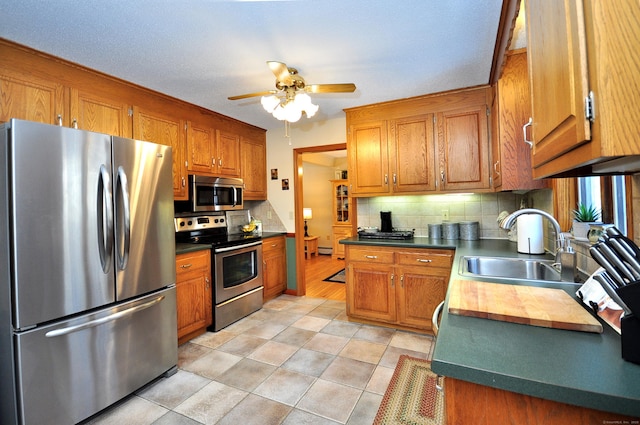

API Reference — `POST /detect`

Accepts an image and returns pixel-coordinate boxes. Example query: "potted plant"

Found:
[571,203,601,240]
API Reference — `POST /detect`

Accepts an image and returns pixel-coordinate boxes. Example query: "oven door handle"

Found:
[214,240,262,253]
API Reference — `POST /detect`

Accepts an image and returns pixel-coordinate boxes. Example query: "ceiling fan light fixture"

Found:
[261,95,280,113]
[266,93,318,122]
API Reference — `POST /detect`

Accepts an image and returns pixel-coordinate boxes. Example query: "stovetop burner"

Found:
[175,213,261,248]
[357,229,414,240]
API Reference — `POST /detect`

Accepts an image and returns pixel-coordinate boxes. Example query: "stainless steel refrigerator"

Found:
[0,119,178,424]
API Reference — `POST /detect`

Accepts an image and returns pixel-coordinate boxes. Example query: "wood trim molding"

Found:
[489,0,522,85]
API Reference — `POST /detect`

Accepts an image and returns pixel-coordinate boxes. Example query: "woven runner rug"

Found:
[373,355,445,425]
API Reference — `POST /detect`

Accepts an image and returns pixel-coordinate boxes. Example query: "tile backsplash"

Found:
[356,189,553,240]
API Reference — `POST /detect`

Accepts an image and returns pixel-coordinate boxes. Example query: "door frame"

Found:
[293,143,347,296]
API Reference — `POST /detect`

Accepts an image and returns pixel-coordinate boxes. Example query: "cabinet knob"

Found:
[57,114,63,126]
[365,255,378,259]
[417,259,432,263]
[72,118,78,129]
[390,274,395,287]
[180,263,192,269]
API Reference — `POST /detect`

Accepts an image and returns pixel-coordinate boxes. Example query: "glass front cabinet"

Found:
[331,179,352,259]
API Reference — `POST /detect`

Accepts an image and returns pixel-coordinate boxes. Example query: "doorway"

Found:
[293,143,350,299]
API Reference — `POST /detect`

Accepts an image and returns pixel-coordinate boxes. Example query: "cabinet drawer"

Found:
[176,250,210,277]
[347,246,394,264]
[262,236,285,256]
[396,249,453,268]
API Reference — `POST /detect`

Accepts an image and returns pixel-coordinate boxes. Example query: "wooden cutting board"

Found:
[448,279,603,333]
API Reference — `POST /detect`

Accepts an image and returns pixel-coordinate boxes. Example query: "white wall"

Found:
[266,117,347,232]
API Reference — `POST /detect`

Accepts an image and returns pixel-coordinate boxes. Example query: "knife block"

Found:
[621,314,640,365]
[617,281,640,316]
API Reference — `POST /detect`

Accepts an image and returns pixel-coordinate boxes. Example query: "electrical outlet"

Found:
[442,209,450,220]
[267,210,272,219]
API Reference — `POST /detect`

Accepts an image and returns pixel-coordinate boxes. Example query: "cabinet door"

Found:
[187,121,216,174]
[241,135,267,200]
[133,107,187,200]
[216,129,241,177]
[390,114,436,193]
[70,88,133,137]
[495,51,548,191]
[437,105,490,191]
[526,0,590,167]
[347,262,396,322]
[176,251,210,340]
[396,265,448,331]
[347,121,389,195]
[0,72,64,125]
[332,225,352,260]
[332,181,350,225]
[263,237,287,301]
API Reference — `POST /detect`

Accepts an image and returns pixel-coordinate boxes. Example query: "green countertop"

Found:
[341,236,640,418]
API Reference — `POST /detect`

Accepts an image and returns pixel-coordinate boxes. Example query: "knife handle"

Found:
[594,273,632,315]
[590,245,626,288]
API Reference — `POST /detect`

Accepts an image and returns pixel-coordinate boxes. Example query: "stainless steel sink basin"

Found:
[460,256,562,281]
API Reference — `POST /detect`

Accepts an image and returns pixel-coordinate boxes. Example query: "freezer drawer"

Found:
[13,287,177,425]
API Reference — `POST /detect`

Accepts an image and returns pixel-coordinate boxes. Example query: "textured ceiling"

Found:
[0,0,504,130]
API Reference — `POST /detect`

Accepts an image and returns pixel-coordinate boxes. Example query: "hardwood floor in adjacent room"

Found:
[304,254,346,301]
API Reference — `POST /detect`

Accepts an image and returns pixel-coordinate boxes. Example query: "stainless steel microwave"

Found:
[179,175,244,212]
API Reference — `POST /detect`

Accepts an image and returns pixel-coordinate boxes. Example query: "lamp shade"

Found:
[303,208,313,220]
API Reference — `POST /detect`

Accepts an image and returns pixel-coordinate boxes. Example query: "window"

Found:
[577,176,628,235]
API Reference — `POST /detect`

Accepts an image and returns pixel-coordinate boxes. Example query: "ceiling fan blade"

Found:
[228,90,277,100]
[267,61,294,86]
[305,83,357,94]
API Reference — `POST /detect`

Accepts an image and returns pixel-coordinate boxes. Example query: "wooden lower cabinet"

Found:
[332,225,352,260]
[345,245,453,333]
[446,377,638,425]
[262,236,287,301]
[176,250,211,344]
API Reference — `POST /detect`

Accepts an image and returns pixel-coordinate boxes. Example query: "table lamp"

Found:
[303,208,313,237]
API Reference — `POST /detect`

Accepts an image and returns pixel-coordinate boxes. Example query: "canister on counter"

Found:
[459,221,479,240]
[442,222,460,239]
[428,223,442,239]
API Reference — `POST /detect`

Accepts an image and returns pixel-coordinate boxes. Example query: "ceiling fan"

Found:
[228,61,356,122]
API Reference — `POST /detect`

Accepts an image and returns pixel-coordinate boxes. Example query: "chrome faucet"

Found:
[500,208,576,281]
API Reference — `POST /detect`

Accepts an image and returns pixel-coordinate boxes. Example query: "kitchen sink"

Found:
[459,256,562,281]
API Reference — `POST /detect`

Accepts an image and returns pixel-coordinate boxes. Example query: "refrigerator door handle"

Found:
[116,166,131,270]
[44,295,165,338]
[98,164,114,273]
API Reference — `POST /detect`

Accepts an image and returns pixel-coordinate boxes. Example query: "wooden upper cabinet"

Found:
[493,50,548,191]
[187,121,215,174]
[390,114,436,193]
[0,71,64,125]
[526,0,590,168]
[186,123,241,177]
[216,129,241,177]
[346,87,491,196]
[347,121,389,195]
[241,135,267,200]
[70,89,133,137]
[133,107,187,200]
[526,0,640,177]
[437,105,490,191]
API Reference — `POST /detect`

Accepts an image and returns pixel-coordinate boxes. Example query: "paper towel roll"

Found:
[517,214,544,254]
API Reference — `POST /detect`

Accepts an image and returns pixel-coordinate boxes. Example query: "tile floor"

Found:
[86,294,435,425]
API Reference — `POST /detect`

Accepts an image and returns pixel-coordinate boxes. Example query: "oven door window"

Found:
[221,250,257,288]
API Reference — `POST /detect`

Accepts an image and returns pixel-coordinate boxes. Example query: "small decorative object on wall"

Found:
[271,169,278,180]
[282,179,289,190]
